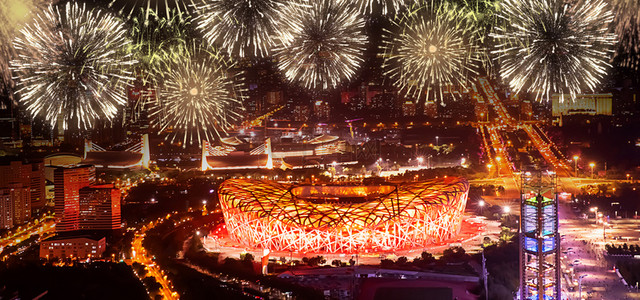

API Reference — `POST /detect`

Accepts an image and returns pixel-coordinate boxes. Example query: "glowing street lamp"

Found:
[478,200,485,207]
[572,155,579,177]
[627,173,631,182]
[589,162,595,178]
[578,274,588,300]
[503,206,511,214]
[487,164,493,177]
[417,157,424,166]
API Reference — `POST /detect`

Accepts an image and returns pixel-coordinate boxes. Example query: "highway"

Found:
[477,77,572,178]
[1,214,56,259]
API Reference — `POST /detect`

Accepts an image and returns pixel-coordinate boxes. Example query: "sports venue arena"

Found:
[218,177,469,253]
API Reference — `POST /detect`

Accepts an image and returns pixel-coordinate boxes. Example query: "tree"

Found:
[420,251,436,264]
[241,253,254,262]
[441,247,469,263]
[396,256,408,265]
[142,276,161,292]
[483,236,493,247]
[499,227,514,244]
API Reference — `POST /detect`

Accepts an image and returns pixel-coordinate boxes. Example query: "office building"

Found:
[40,235,106,259]
[0,160,46,213]
[54,165,95,232]
[79,184,121,231]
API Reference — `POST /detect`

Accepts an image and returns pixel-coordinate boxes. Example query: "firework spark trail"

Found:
[153,43,244,146]
[129,8,191,84]
[275,0,367,90]
[491,0,616,101]
[10,2,135,130]
[108,0,194,20]
[194,0,286,58]
[382,0,481,102]
[354,0,411,14]
[0,0,51,95]
[610,0,640,70]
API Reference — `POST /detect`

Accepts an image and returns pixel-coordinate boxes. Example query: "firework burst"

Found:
[354,0,410,14]
[153,43,244,146]
[491,0,616,101]
[10,2,135,130]
[0,0,51,94]
[382,1,481,102]
[610,0,640,70]
[275,0,367,90]
[129,8,191,84]
[108,0,194,19]
[194,0,285,58]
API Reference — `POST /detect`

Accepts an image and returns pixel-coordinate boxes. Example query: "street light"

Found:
[487,164,493,177]
[417,156,424,166]
[589,162,595,178]
[627,173,631,182]
[495,157,502,176]
[503,206,511,214]
[573,155,579,177]
[578,274,588,300]
[435,136,439,147]
[478,200,485,207]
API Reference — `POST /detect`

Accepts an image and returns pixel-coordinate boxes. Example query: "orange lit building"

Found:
[0,159,46,214]
[0,190,14,229]
[79,184,121,231]
[40,235,106,259]
[0,184,30,228]
[219,178,469,253]
[54,165,95,232]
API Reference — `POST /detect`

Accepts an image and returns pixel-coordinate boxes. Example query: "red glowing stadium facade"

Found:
[218,178,469,253]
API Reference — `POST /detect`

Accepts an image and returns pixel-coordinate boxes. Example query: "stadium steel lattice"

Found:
[218,178,469,253]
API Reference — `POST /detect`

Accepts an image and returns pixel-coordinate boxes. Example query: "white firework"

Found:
[274,0,367,90]
[153,43,245,146]
[10,2,135,130]
[491,0,616,101]
[382,1,482,102]
[194,0,285,58]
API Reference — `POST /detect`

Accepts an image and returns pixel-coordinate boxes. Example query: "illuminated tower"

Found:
[519,171,560,300]
[201,140,211,171]
[265,138,273,169]
[141,134,150,169]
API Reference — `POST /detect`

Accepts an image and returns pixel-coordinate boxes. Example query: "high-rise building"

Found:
[0,183,29,229]
[266,91,283,105]
[0,159,45,215]
[314,100,330,120]
[0,190,14,229]
[79,184,121,231]
[293,104,311,122]
[424,99,438,118]
[402,101,416,117]
[54,165,95,232]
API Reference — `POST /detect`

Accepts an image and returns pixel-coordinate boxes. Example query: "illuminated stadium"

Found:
[218,177,469,253]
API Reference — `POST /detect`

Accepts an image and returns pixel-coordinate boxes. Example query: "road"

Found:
[476,77,572,178]
[1,214,56,258]
[560,204,640,300]
[130,219,179,300]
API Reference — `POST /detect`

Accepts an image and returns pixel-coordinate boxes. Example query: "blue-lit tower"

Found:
[519,171,560,300]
